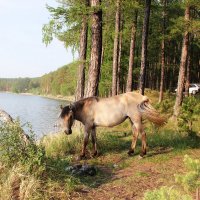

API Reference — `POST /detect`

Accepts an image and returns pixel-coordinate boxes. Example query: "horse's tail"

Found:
[137,97,166,126]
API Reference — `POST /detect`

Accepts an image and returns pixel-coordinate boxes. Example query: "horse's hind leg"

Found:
[128,117,147,157]
[141,131,147,157]
[91,127,98,157]
[128,121,139,156]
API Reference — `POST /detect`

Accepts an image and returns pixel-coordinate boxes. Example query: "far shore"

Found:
[0,91,74,102]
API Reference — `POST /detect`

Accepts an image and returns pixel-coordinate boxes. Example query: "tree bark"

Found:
[75,1,89,100]
[117,17,123,95]
[159,0,166,103]
[185,34,192,97]
[126,11,138,92]
[85,0,102,97]
[139,0,151,95]
[185,52,190,97]
[173,6,190,117]
[112,0,120,96]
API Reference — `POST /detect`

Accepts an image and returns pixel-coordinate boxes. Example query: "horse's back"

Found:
[91,92,146,127]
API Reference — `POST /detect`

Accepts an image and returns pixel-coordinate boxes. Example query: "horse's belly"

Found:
[94,111,126,127]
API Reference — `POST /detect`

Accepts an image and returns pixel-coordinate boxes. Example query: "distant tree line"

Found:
[0,78,40,93]
[0,63,78,96]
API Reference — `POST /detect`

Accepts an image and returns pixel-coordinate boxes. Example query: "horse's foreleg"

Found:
[80,127,90,158]
[128,125,138,156]
[91,128,98,157]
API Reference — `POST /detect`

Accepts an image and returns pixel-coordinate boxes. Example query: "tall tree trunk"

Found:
[75,1,89,100]
[112,0,120,96]
[139,0,151,95]
[126,11,138,92]
[173,6,190,117]
[85,0,102,97]
[159,0,166,103]
[117,16,123,95]
[185,34,192,97]
[185,52,190,97]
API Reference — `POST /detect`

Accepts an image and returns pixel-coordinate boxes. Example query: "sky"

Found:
[0,0,76,78]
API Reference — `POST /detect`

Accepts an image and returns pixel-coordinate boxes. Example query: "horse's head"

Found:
[60,104,74,135]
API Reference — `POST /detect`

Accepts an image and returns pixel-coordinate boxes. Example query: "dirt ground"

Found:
[70,148,200,200]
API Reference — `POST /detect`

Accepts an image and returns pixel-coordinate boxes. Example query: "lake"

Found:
[0,92,69,137]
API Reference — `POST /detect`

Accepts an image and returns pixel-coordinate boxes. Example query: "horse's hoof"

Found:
[76,154,86,161]
[127,150,134,156]
[139,152,146,159]
[92,151,98,158]
[138,155,144,160]
[139,151,146,158]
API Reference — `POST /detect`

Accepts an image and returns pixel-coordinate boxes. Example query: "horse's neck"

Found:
[73,100,84,122]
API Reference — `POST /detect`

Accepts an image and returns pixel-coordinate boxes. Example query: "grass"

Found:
[0,91,200,199]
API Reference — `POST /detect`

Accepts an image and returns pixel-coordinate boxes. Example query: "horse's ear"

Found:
[69,103,75,111]
[69,103,73,110]
[60,105,63,110]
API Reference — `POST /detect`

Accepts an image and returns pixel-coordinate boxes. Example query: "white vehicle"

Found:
[189,84,200,94]
[175,83,200,95]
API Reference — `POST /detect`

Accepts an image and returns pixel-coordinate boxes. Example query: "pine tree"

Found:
[126,11,138,92]
[173,5,190,118]
[85,0,103,97]
[158,0,167,103]
[112,0,121,96]
[75,0,89,100]
[139,0,151,95]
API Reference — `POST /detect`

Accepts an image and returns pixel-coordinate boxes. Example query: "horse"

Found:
[60,92,165,159]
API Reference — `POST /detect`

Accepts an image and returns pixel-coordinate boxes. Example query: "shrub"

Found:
[143,186,192,200]
[178,96,200,133]
[0,121,46,176]
[155,99,174,114]
[175,155,200,191]
[143,155,200,200]
[0,121,78,199]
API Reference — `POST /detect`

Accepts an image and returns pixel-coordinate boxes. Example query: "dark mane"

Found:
[60,97,99,118]
[60,106,70,118]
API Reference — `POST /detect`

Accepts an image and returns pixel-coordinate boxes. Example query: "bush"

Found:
[0,121,46,176]
[143,186,192,200]
[178,96,200,133]
[143,155,200,200]
[175,155,200,191]
[0,121,78,199]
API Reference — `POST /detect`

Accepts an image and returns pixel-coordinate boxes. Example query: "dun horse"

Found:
[60,92,165,158]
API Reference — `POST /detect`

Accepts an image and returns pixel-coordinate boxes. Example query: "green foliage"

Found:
[40,62,78,96]
[178,96,200,133]
[144,155,200,200]
[155,99,174,114]
[0,121,46,176]
[143,186,192,200]
[0,122,78,199]
[0,78,40,93]
[175,155,200,191]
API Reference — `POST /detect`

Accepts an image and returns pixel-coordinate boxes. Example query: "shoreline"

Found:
[0,91,74,102]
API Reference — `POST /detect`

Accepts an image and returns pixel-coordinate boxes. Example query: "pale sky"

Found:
[0,0,76,78]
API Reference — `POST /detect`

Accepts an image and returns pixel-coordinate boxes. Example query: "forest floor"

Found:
[68,133,200,200]
[43,91,200,200]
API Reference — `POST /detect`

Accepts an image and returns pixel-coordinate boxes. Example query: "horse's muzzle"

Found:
[64,129,72,135]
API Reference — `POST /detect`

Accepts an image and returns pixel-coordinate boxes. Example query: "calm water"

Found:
[0,92,69,137]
